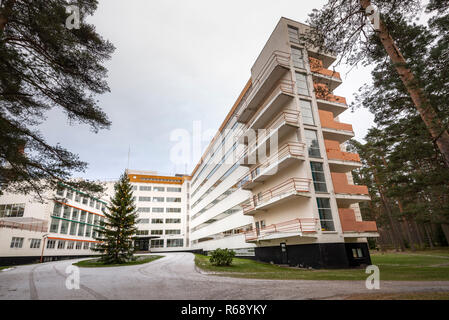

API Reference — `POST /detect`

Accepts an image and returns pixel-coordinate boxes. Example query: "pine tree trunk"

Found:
[398,201,416,251]
[412,219,425,248]
[0,0,16,34]
[424,223,435,249]
[441,224,449,247]
[360,0,449,168]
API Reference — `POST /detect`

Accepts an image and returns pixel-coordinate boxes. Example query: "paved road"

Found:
[1,252,449,300]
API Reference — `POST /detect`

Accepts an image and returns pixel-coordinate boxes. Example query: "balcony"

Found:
[241,178,312,215]
[331,172,370,205]
[319,110,354,143]
[338,208,379,237]
[244,218,318,242]
[325,140,362,172]
[247,81,295,130]
[240,111,300,167]
[314,83,348,117]
[237,51,291,124]
[240,142,306,190]
[0,217,48,233]
[309,57,342,91]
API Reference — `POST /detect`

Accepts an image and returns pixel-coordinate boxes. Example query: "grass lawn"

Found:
[73,255,163,268]
[345,291,449,300]
[194,248,449,281]
[0,266,12,271]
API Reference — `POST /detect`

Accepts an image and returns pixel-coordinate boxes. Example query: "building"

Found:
[188,17,379,268]
[104,170,191,253]
[0,182,107,265]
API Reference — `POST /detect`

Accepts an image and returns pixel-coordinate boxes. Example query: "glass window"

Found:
[165,218,181,224]
[151,239,164,248]
[56,186,65,197]
[300,100,315,125]
[66,189,74,200]
[291,46,305,69]
[153,187,165,192]
[167,239,183,247]
[30,239,41,249]
[76,242,82,250]
[69,222,78,236]
[10,237,24,248]
[83,242,90,250]
[166,208,181,213]
[139,197,152,202]
[165,229,181,235]
[166,197,181,203]
[85,225,92,238]
[152,207,164,213]
[89,198,95,208]
[138,207,151,212]
[50,218,60,233]
[139,186,152,191]
[152,197,164,203]
[151,230,163,235]
[310,162,327,192]
[295,72,310,96]
[80,211,87,223]
[288,25,300,43]
[46,239,56,249]
[52,203,62,217]
[0,203,25,217]
[71,208,79,221]
[305,130,321,158]
[67,241,75,249]
[57,240,66,249]
[62,205,71,219]
[167,187,181,192]
[60,220,69,234]
[137,218,150,224]
[151,218,163,224]
[75,193,81,202]
[316,198,335,231]
[87,213,93,224]
[78,224,85,236]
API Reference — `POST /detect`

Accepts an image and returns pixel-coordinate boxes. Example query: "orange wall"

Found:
[325,140,360,162]
[331,172,369,195]
[338,208,377,233]
[319,110,353,132]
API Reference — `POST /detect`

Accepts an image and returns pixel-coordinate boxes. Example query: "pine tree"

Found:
[94,172,138,264]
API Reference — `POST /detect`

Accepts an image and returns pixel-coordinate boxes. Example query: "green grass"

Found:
[194,248,449,281]
[73,255,163,268]
[0,266,12,271]
[345,291,449,300]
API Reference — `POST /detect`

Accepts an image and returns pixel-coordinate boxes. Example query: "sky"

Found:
[39,0,375,181]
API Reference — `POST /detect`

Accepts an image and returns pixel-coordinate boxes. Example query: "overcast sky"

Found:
[39,0,375,181]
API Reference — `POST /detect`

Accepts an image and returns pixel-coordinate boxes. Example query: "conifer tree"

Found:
[94,171,138,264]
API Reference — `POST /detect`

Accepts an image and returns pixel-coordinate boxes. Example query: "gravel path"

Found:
[1,252,448,300]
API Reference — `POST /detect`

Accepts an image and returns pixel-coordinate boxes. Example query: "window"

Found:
[305,129,321,158]
[138,207,151,212]
[167,239,183,247]
[50,218,60,233]
[57,240,66,249]
[0,203,25,217]
[153,187,165,192]
[139,197,152,202]
[166,197,181,203]
[89,198,95,208]
[87,213,93,224]
[56,186,65,197]
[67,241,75,249]
[132,185,138,191]
[166,208,181,213]
[60,220,69,234]
[151,239,164,248]
[165,218,181,224]
[151,219,163,224]
[165,229,181,235]
[76,242,82,250]
[30,239,41,249]
[291,46,305,69]
[295,73,310,96]
[139,186,152,191]
[78,224,85,236]
[46,239,56,249]
[136,230,149,236]
[137,219,150,224]
[153,197,164,203]
[79,211,87,222]
[82,197,88,205]
[288,25,300,43]
[310,162,327,192]
[300,100,315,125]
[152,207,164,213]
[71,208,79,221]
[10,237,24,248]
[96,201,100,209]
[352,248,364,258]
[316,198,335,231]
[69,222,78,235]
[151,230,163,235]
[75,193,81,202]
[66,189,74,200]
[94,215,100,226]
[83,242,90,250]
[85,225,92,238]
[52,203,62,217]
[63,205,71,219]
[167,187,181,192]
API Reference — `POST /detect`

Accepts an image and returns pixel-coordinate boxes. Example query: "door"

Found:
[280,242,288,264]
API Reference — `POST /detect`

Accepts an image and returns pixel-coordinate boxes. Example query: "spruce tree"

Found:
[94,172,138,264]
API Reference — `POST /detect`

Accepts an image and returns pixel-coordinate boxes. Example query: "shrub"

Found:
[209,248,236,266]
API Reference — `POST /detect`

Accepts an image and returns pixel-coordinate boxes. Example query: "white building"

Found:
[0,183,106,265]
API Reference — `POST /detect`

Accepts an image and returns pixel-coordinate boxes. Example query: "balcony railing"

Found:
[319,110,353,132]
[325,140,360,162]
[241,178,311,215]
[239,111,300,165]
[331,173,369,195]
[236,51,291,123]
[309,57,341,81]
[314,83,347,106]
[239,142,305,189]
[338,208,378,233]
[0,217,48,233]
[245,218,318,242]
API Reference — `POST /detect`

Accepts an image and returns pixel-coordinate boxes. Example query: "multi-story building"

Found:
[188,17,378,268]
[0,182,106,265]
[104,170,191,253]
